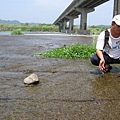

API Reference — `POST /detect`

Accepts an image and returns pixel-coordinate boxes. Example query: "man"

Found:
[90,14,120,74]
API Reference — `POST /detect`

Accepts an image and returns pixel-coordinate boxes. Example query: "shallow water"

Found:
[0,33,120,120]
[0,31,11,35]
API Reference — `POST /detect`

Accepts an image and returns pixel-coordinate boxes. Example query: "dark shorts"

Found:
[90,52,120,66]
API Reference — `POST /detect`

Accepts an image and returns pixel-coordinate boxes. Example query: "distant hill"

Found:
[0,19,42,25]
[0,19,21,25]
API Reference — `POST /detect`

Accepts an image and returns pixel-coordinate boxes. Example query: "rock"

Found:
[24,73,39,85]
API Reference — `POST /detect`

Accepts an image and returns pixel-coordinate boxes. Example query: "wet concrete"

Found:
[0,33,120,120]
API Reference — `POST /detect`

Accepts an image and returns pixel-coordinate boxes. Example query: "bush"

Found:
[11,29,22,35]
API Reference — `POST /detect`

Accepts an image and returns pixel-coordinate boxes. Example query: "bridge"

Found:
[53,0,120,34]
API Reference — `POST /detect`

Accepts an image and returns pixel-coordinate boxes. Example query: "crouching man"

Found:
[90,14,120,74]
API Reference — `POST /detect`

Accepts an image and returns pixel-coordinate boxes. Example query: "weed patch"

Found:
[38,43,96,59]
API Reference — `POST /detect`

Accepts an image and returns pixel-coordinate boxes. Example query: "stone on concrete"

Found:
[24,73,39,84]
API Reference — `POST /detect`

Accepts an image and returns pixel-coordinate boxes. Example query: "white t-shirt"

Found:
[96,29,120,59]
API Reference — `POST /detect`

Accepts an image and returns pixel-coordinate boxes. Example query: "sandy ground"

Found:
[0,33,120,120]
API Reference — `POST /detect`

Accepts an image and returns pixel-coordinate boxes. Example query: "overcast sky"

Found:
[0,0,114,26]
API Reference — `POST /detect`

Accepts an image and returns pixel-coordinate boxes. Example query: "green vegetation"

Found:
[11,29,22,35]
[0,23,110,35]
[87,25,110,35]
[0,23,59,32]
[38,43,96,59]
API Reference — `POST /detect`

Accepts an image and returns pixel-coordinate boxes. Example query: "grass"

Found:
[36,43,96,59]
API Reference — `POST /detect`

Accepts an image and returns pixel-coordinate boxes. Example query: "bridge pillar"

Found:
[58,23,64,32]
[69,17,74,31]
[63,20,67,30]
[113,0,120,16]
[75,8,94,34]
[80,11,87,30]
[61,16,77,33]
[75,8,94,30]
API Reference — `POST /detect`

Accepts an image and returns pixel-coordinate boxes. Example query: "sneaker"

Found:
[107,66,112,72]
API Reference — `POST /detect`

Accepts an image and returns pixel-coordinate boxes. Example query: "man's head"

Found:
[111,14,120,36]
[112,14,120,26]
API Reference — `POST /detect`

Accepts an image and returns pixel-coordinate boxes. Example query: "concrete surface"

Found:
[0,33,120,120]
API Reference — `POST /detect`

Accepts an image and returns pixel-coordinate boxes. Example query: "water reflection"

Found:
[0,31,11,35]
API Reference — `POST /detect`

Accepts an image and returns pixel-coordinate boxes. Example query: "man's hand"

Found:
[99,59,105,71]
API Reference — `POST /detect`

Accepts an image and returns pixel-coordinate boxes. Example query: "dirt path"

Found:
[0,34,120,120]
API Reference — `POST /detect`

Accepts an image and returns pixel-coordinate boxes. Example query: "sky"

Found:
[0,0,114,26]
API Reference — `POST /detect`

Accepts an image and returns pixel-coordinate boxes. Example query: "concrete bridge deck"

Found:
[53,0,110,34]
